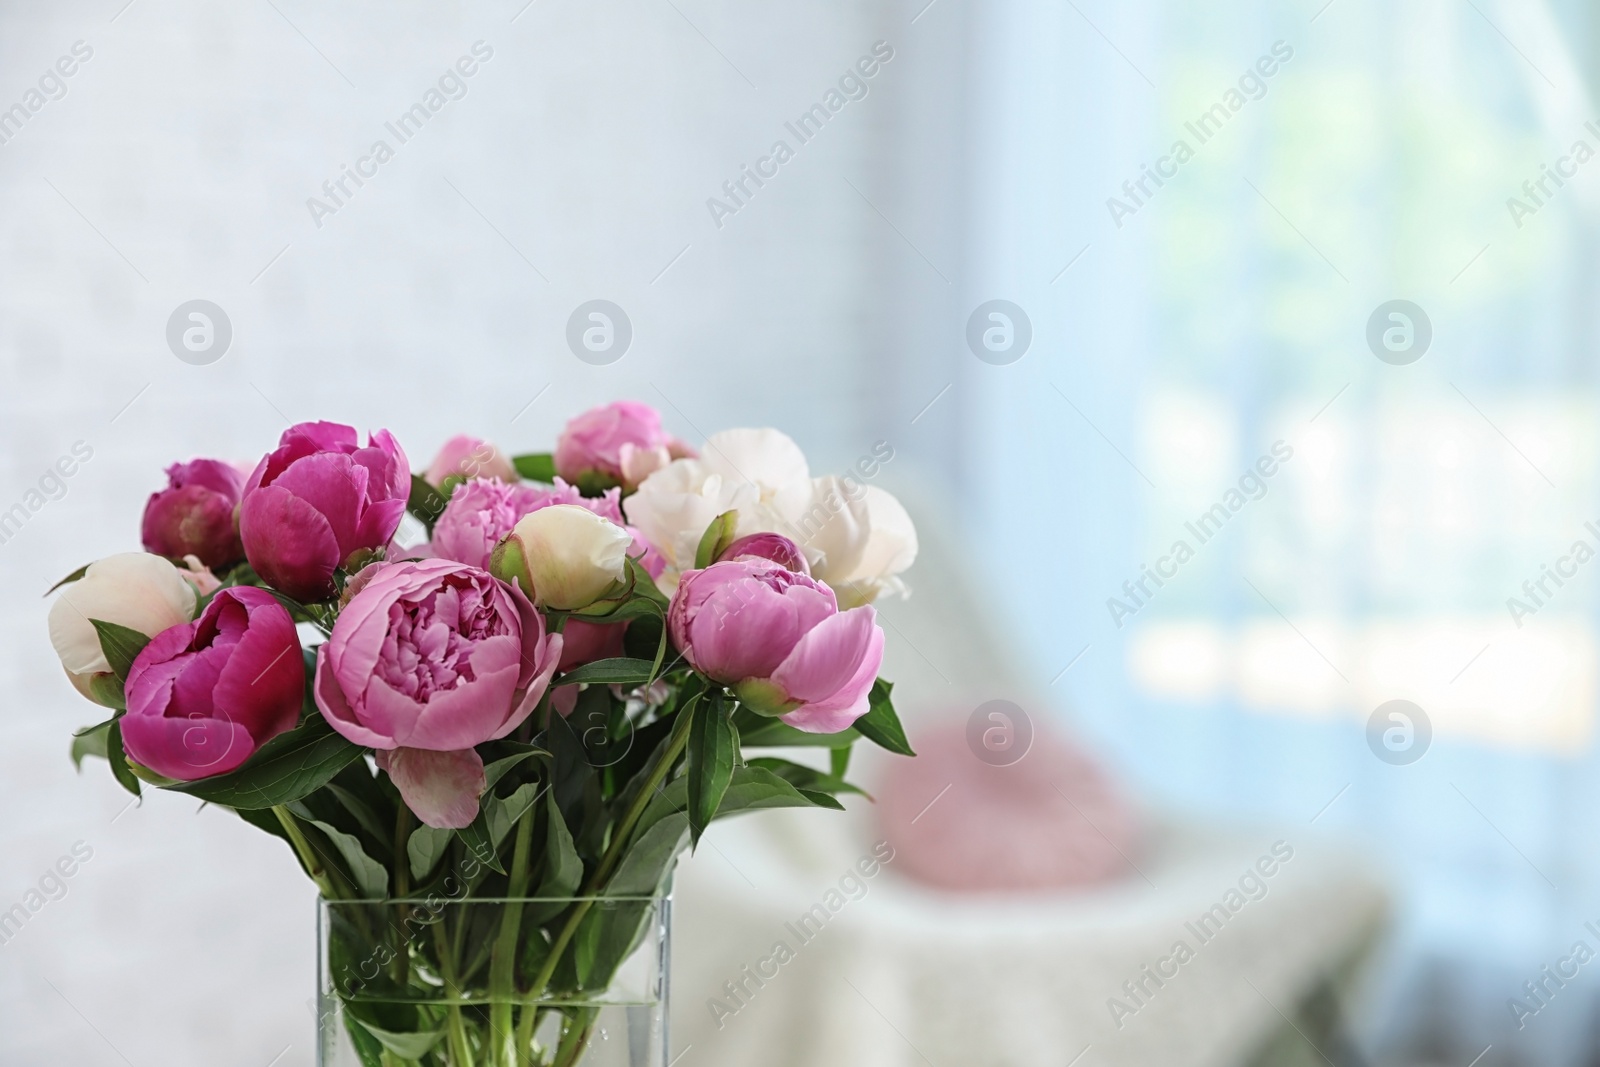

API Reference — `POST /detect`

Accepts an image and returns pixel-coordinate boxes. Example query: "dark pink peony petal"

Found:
[239,483,343,601]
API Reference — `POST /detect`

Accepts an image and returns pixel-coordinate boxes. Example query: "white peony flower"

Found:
[48,552,197,676]
[624,458,758,583]
[833,485,918,606]
[496,504,633,610]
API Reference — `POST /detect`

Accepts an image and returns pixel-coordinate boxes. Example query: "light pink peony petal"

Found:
[377,747,486,829]
[772,606,884,733]
[314,644,396,749]
[497,629,563,737]
[400,637,521,749]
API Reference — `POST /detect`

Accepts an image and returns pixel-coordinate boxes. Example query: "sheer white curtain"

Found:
[959,0,1600,1062]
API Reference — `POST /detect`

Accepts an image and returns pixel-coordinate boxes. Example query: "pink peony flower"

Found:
[668,557,883,733]
[423,434,517,488]
[554,401,695,490]
[239,422,410,602]
[313,559,562,827]
[432,477,666,580]
[122,586,304,780]
[141,459,247,569]
[430,479,577,571]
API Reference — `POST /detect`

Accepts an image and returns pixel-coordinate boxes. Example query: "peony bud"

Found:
[48,553,197,691]
[491,504,632,610]
[238,421,409,602]
[718,532,810,574]
[423,434,517,488]
[140,459,246,569]
[669,557,883,733]
[554,401,695,491]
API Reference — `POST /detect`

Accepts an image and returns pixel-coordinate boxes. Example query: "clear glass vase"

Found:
[317,894,670,1067]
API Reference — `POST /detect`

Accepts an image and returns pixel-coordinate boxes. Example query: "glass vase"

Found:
[317,894,671,1067]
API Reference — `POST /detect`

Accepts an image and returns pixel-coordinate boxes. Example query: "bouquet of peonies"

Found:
[47,402,916,1067]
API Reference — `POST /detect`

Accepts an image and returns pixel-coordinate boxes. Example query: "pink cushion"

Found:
[876,718,1141,892]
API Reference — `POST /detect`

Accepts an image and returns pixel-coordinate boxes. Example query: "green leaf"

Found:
[70,720,112,769]
[342,1015,387,1067]
[90,620,151,681]
[851,679,915,756]
[606,770,826,913]
[693,509,740,569]
[571,469,619,496]
[577,597,664,625]
[557,657,656,687]
[85,672,126,710]
[574,900,653,993]
[486,780,542,850]
[686,694,735,849]
[407,825,454,884]
[322,783,388,846]
[736,715,860,748]
[483,749,544,792]
[512,452,557,482]
[624,555,668,608]
[350,1018,445,1059]
[831,745,851,781]
[234,804,292,844]
[291,807,389,898]
[127,762,180,787]
[105,720,141,796]
[529,788,583,923]
[633,765,823,846]
[45,563,89,597]
[458,810,505,875]
[407,473,448,531]
[167,712,365,808]
[746,757,868,800]
[607,809,691,897]
[798,789,845,809]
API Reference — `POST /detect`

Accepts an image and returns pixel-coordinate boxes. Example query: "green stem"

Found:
[272,805,341,899]
[393,805,412,987]
[525,700,696,1002]
[489,813,536,1065]
[551,1009,597,1067]
[513,1004,545,1067]
[431,920,475,1067]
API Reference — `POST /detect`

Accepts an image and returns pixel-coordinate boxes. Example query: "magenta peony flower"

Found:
[423,434,517,488]
[718,532,810,575]
[238,422,409,602]
[554,401,694,490]
[122,586,304,780]
[141,459,247,569]
[668,558,883,733]
[432,476,666,580]
[313,559,562,828]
